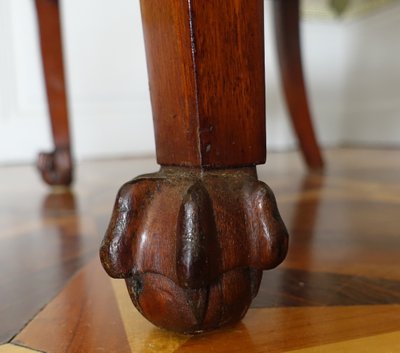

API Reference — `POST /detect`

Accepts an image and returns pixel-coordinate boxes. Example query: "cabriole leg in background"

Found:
[274,0,324,169]
[100,0,289,334]
[35,0,73,186]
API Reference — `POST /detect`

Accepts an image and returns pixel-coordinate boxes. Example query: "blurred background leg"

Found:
[273,0,324,169]
[35,0,73,186]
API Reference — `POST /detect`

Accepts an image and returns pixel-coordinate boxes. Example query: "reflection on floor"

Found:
[1,148,399,352]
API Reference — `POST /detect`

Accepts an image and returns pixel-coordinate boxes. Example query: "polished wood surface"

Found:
[35,0,73,186]
[140,0,266,167]
[15,259,131,353]
[0,190,99,343]
[16,257,400,353]
[101,0,287,333]
[1,148,399,351]
[100,167,288,333]
[273,0,324,169]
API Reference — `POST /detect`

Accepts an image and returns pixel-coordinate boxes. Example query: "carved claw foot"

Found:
[37,147,73,187]
[100,167,288,334]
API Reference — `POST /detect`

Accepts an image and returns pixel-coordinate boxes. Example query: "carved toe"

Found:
[100,167,289,333]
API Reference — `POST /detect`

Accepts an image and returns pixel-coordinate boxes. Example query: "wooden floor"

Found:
[1,148,399,352]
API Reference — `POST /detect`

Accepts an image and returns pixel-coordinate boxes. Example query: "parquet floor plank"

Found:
[14,259,131,353]
[0,344,42,353]
[0,149,399,351]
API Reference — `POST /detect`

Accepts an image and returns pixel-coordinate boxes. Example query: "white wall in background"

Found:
[0,0,153,164]
[0,0,399,164]
[339,7,400,145]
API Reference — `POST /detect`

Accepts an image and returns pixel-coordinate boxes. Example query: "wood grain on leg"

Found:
[273,0,324,169]
[140,0,266,167]
[35,0,73,186]
[100,0,289,334]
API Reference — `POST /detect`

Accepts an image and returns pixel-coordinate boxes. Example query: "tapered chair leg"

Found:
[35,0,73,186]
[273,0,324,169]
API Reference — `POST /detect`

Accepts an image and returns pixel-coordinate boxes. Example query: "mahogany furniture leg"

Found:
[35,0,73,186]
[100,0,289,334]
[273,0,324,169]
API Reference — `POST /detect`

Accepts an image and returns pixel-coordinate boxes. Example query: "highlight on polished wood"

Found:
[0,148,399,352]
[99,0,289,333]
[100,167,288,333]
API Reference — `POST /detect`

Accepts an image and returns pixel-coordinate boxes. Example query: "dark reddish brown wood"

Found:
[100,0,289,333]
[101,167,288,333]
[254,268,400,308]
[273,0,324,169]
[140,0,266,167]
[35,0,73,186]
